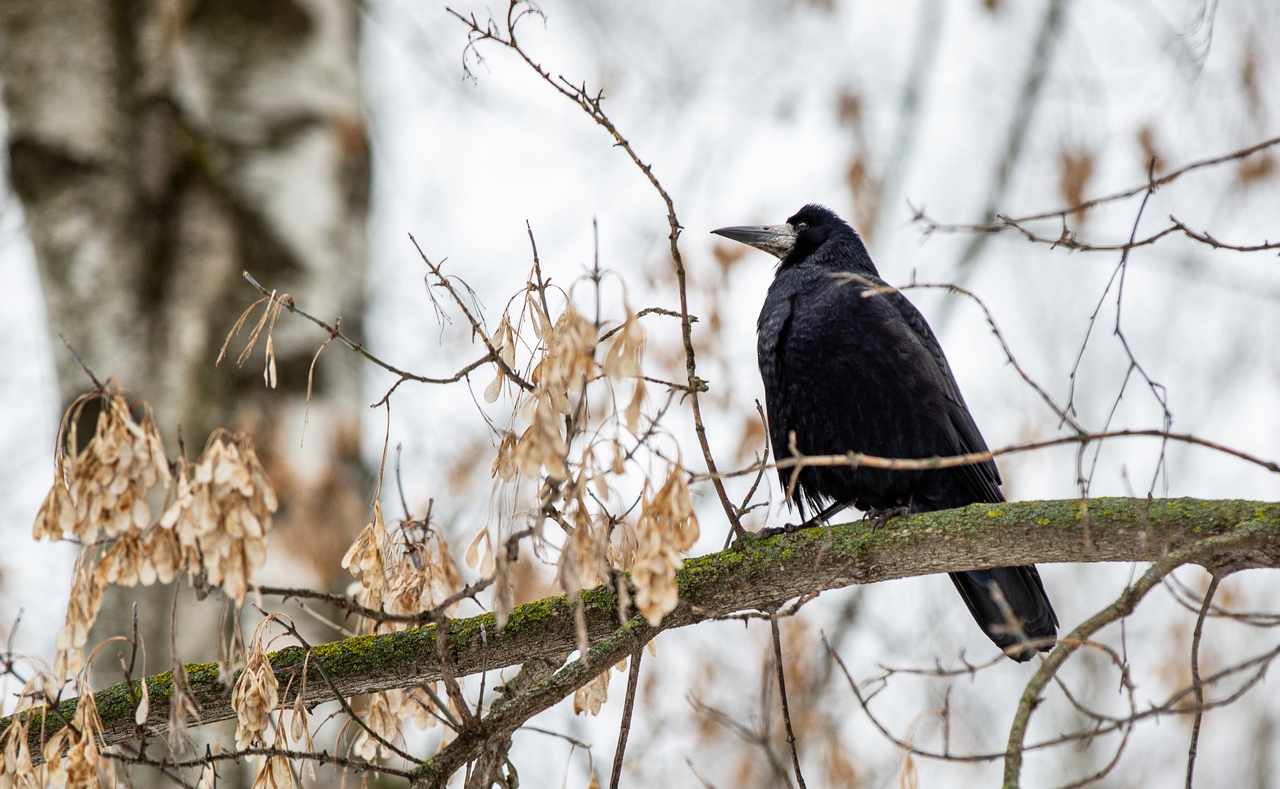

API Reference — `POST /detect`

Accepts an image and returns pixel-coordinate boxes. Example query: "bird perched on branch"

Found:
[712,204,1057,661]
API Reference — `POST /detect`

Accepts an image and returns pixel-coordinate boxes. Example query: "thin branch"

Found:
[446,0,744,540]
[408,233,534,393]
[274,615,422,765]
[1186,576,1220,789]
[702,428,1280,484]
[105,745,415,779]
[608,647,643,789]
[58,333,103,389]
[1002,531,1255,787]
[915,133,1280,238]
[846,276,1083,432]
[920,213,1280,255]
[771,617,807,789]
[240,271,494,390]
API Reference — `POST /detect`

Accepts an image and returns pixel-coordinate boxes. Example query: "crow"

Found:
[712,204,1057,661]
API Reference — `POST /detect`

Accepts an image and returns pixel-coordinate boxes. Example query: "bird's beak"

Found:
[710,223,797,259]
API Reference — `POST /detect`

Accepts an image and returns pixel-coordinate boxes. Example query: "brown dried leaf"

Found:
[602,308,645,380]
[342,503,390,593]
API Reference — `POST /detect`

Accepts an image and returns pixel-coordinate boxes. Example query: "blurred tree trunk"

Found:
[0,0,370,774]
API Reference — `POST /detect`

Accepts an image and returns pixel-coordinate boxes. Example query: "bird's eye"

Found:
[795,222,809,233]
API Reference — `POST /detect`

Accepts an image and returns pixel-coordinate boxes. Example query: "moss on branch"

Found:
[6,497,1278,762]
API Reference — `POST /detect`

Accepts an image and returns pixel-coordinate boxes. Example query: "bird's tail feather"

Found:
[949,566,1058,662]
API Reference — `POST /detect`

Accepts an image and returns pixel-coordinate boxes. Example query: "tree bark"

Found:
[7,498,1278,772]
[0,6,371,784]
[0,0,368,438]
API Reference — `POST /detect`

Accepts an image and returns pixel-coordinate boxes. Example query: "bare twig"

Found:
[446,0,744,540]
[770,617,807,789]
[239,271,494,395]
[608,647,643,789]
[408,233,534,392]
[105,745,415,779]
[915,134,1280,240]
[58,333,103,389]
[1186,575,1220,789]
[1002,531,1256,787]
[702,428,1280,484]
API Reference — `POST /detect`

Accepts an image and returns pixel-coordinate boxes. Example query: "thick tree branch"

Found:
[8,498,1279,768]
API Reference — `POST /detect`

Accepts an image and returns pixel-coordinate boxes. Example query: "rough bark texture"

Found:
[6,497,1278,774]
[0,6,371,782]
[0,0,368,437]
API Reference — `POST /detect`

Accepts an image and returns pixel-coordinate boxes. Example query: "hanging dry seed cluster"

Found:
[339,503,461,752]
[632,466,700,625]
[231,621,280,750]
[158,433,278,606]
[42,684,108,789]
[31,385,277,684]
[476,294,702,616]
[512,302,599,480]
[341,503,463,631]
[229,617,334,789]
[33,384,170,546]
[468,290,699,712]
[0,666,120,789]
[20,384,280,789]
[231,619,313,789]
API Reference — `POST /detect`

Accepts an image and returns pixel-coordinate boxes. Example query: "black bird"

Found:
[712,204,1057,661]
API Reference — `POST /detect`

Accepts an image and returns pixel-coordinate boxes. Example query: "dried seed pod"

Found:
[34,382,169,545]
[631,464,700,626]
[232,627,280,749]
[573,669,610,716]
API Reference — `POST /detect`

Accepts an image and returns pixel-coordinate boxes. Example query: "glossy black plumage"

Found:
[714,204,1058,661]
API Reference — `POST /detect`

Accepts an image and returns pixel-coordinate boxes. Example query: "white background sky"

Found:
[3,0,1280,786]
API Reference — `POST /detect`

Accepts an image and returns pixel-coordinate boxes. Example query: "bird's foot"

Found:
[865,505,910,532]
[755,502,852,540]
[755,520,814,540]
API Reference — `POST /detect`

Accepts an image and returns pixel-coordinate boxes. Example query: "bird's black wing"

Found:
[881,289,1004,505]
[756,285,802,510]
[878,288,1057,655]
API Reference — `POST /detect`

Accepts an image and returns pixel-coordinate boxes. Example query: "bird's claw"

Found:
[866,505,910,532]
[755,520,814,540]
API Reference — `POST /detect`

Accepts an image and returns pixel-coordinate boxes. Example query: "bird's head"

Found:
[711,204,874,273]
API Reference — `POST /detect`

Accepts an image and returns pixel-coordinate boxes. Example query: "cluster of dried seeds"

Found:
[39,687,107,789]
[231,624,279,750]
[512,304,599,481]
[54,555,106,679]
[483,295,703,635]
[351,692,399,761]
[0,707,37,789]
[602,308,648,433]
[555,493,611,603]
[249,751,292,789]
[33,385,169,545]
[342,503,462,627]
[339,504,460,749]
[33,386,279,690]
[632,464,701,626]
[160,434,278,607]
